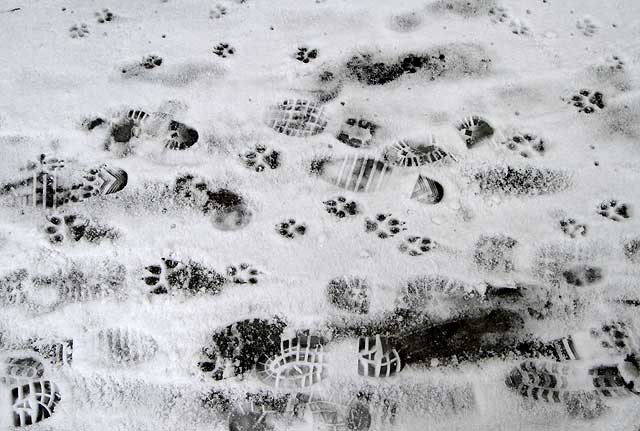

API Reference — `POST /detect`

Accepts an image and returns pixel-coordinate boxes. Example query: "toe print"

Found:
[95,8,114,23]
[323,196,359,219]
[212,42,235,57]
[567,89,605,114]
[500,133,545,158]
[143,257,225,295]
[69,23,89,38]
[276,219,307,239]
[364,214,406,239]
[336,117,378,149]
[239,144,281,172]
[226,263,261,284]
[457,116,494,148]
[559,218,587,238]
[295,46,319,63]
[597,199,630,221]
[399,236,435,256]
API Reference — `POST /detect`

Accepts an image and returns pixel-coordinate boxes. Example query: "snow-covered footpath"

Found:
[1,0,640,429]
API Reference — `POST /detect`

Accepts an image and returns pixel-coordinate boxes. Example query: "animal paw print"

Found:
[166,120,199,150]
[295,47,318,63]
[562,265,602,286]
[143,257,225,295]
[488,6,509,23]
[399,236,435,256]
[576,17,598,37]
[276,219,307,239]
[364,214,406,239]
[605,54,625,71]
[500,133,545,158]
[567,89,605,114]
[95,8,114,23]
[323,196,358,218]
[142,55,163,69]
[509,18,531,35]
[44,214,89,244]
[336,118,378,148]
[226,263,260,284]
[559,218,587,238]
[69,23,89,38]
[597,199,630,221]
[239,145,281,172]
[213,43,234,57]
[209,4,227,19]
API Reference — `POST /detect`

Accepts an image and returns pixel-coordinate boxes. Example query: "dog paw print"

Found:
[336,118,378,148]
[509,18,531,35]
[559,218,587,238]
[210,4,227,19]
[44,214,89,244]
[562,265,602,286]
[500,133,545,158]
[142,55,163,69]
[276,219,307,239]
[69,23,89,38]
[488,6,510,23]
[399,236,435,256]
[364,214,406,239]
[226,263,261,284]
[567,89,605,114]
[605,54,625,71]
[239,145,281,172]
[213,43,234,57]
[576,17,598,37]
[323,196,358,219]
[295,47,318,63]
[597,199,630,221]
[143,257,225,295]
[95,8,114,23]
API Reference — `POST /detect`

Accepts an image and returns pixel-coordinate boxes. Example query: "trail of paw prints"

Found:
[323,196,359,219]
[212,42,234,57]
[597,199,630,222]
[44,213,119,244]
[365,214,406,239]
[276,219,307,239]
[576,17,598,37]
[143,257,225,295]
[239,144,280,172]
[69,23,89,38]
[295,46,318,63]
[559,218,587,238]
[499,133,545,158]
[95,8,114,23]
[226,263,261,284]
[209,4,227,19]
[398,236,435,256]
[566,89,605,114]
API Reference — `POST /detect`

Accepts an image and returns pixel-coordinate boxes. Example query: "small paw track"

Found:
[364,214,406,239]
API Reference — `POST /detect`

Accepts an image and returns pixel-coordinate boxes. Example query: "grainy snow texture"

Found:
[1,0,640,429]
